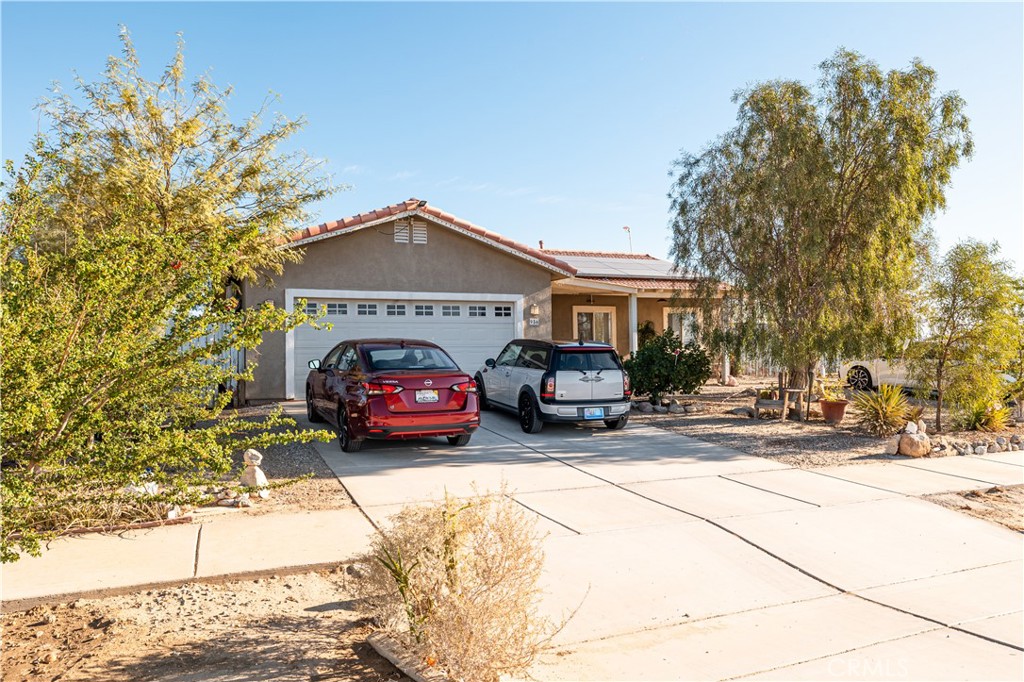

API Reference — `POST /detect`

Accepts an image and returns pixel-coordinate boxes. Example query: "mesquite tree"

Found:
[1,32,334,561]
[670,49,973,386]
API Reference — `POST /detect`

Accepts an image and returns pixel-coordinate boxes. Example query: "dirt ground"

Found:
[1,569,409,682]
[635,376,1024,468]
[925,485,1024,533]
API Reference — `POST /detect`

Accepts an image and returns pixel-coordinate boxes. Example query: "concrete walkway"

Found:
[2,403,1022,681]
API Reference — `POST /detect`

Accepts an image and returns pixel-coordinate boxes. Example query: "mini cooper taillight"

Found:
[362,382,404,396]
[623,373,632,397]
[540,373,556,400]
[451,380,477,393]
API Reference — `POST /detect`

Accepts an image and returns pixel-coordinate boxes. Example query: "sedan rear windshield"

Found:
[555,350,621,372]
[365,346,459,371]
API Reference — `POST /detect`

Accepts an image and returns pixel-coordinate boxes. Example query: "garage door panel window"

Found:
[386,304,406,316]
[442,305,460,317]
[357,303,378,316]
[494,305,512,317]
[415,304,434,316]
[469,305,487,317]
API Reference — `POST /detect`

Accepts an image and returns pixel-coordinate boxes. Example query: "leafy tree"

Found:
[907,240,1020,431]
[669,48,972,387]
[1,32,334,561]
[623,329,712,404]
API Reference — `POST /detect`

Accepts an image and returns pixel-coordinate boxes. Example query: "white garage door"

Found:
[289,295,519,397]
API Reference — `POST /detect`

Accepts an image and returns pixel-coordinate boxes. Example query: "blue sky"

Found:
[3,2,1022,273]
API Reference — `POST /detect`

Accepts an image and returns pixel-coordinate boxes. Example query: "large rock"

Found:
[916,420,927,435]
[634,401,654,413]
[884,435,901,455]
[899,433,931,458]
[653,405,668,413]
[667,404,685,414]
[904,421,918,435]
[730,406,756,418]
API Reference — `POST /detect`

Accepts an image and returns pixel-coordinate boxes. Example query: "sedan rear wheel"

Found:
[846,366,873,391]
[338,409,363,453]
[447,434,472,446]
[518,393,543,434]
[306,388,323,423]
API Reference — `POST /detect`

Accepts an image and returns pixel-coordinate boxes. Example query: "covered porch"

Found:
[550,277,702,358]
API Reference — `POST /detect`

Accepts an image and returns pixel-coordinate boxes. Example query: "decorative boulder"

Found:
[634,402,654,414]
[730,406,756,418]
[668,403,685,414]
[916,420,927,435]
[884,435,901,455]
[899,433,931,458]
[725,375,738,387]
[904,421,918,435]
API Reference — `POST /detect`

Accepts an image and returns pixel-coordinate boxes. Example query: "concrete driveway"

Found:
[300,406,1023,681]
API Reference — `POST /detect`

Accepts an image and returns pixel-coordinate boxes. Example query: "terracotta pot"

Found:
[819,399,849,425]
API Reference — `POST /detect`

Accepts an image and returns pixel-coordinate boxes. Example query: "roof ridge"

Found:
[286,199,577,275]
[542,249,660,260]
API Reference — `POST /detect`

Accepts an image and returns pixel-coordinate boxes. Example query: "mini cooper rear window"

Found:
[365,346,459,371]
[556,350,620,372]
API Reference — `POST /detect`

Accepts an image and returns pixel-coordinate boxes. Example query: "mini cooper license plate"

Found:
[415,390,439,403]
[583,407,605,419]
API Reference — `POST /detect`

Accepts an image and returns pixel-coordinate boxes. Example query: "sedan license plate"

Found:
[415,389,439,403]
[583,407,605,419]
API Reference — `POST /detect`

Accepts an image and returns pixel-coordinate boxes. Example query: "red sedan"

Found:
[305,339,480,452]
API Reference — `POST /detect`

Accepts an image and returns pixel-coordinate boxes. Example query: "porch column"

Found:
[628,293,638,356]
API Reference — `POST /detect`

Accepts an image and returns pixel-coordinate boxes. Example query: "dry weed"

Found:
[352,488,554,682]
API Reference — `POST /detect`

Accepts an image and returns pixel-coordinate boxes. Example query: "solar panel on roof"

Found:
[556,254,679,277]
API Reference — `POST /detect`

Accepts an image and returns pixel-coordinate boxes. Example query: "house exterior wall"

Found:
[243,220,555,400]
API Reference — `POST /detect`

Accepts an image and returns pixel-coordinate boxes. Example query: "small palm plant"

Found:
[852,384,909,436]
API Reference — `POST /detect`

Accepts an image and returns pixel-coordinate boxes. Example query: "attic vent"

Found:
[412,221,428,244]
[394,221,410,243]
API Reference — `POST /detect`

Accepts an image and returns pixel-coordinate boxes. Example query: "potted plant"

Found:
[817,378,850,425]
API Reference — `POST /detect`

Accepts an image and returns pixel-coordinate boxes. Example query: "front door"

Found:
[573,306,616,344]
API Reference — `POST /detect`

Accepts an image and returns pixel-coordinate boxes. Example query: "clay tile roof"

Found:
[286,199,576,275]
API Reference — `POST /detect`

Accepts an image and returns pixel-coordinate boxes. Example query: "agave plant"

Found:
[852,384,909,436]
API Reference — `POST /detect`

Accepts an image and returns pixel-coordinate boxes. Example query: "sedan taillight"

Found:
[451,380,477,393]
[363,382,404,396]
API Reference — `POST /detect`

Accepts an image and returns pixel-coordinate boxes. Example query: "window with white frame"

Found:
[494,305,512,318]
[386,304,406,316]
[572,306,615,344]
[442,305,460,317]
[665,309,699,344]
[326,303,347,316]
[414,304,434,316]
[357,303,378,316]
[468,305,487,317]
[302,302,320,315]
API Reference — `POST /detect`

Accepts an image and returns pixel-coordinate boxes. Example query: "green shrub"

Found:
[954,400,1012,432]
[852,384,909,436]
[623,329,712,404]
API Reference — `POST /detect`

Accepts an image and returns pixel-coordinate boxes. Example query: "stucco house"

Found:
[241,198,704,402]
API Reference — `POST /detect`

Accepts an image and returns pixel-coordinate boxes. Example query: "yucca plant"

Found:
[852,384,909,436]
[954,401,1012,432]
